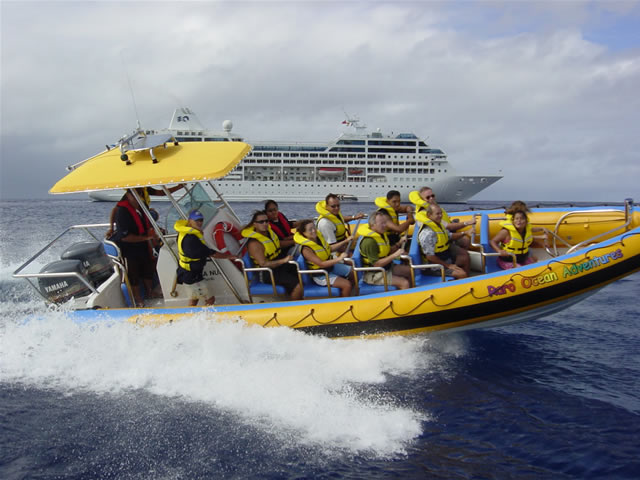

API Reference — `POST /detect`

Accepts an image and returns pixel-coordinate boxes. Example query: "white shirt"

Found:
[317,217,337,244]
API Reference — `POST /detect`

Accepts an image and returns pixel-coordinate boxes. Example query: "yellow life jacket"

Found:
[499,220,533,254]
[417,216,450,253]
[315,200,349,241]
[293,231,331,269]
[409,191,450,222]
[374,197,399,225]
[175,219,206,271]
[241,225,281,261]
[358,226,390,266]
[409,190,428,214]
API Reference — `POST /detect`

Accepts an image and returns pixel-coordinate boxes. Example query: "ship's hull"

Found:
[89,174,501,203]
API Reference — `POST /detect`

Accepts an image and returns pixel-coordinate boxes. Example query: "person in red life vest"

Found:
[105,184,185,239]
[109,188,159,306]
[175,210,237,306]
[264,199,298,250]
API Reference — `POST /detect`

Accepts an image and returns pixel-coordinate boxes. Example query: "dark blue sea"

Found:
[1,199,639,479]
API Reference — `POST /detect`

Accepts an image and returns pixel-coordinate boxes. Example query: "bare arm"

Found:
[247,240,291,268]
[303,247,347,268]
[490,229,510,256]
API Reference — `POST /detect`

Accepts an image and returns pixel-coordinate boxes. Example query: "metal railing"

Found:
[13,223,112,302]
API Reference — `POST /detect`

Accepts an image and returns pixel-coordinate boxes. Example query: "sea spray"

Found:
[0,312,464,455]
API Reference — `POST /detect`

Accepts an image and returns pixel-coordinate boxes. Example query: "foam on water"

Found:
[0,309,467,456]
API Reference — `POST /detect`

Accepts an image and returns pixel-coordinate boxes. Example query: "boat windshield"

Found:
[166,183,219,232]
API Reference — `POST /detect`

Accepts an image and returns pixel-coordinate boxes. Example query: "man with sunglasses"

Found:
[315,193,365,252]
[175,210,235,306]
[410,187,475,249]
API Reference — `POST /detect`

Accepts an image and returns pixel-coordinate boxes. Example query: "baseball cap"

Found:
[188,210,204,221]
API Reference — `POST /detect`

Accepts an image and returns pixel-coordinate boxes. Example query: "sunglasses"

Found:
[328,203,340,208]
[425,195,435,199]
[254,219,269,224]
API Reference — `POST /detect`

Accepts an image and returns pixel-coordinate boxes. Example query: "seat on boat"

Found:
[102,240,136,307]
[351,237,398,294]
[294,254,341,298]
[406,222,453,285]
[477,214,516,273]
[236,252,287,296]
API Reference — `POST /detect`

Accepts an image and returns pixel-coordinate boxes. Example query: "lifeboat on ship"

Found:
[317,167,345,178]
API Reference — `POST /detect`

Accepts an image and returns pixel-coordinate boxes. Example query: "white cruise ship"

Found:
[88,107,501,203]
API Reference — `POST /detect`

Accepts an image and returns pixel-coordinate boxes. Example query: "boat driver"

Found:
[315,193,365,252]
[109,188,159,306]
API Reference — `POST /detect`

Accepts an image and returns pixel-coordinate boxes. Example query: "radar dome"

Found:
[222,120,233,132]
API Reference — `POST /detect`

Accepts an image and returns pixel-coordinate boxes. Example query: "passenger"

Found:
[359,210,412,290]
[490,207,546,270]
[294,219,354,297]
[241,210,303,300]
[106,184,185,238]
[264,200,297,249]
[316,193,366,252]
[417,204,469,279]
[175,210,237,306]
[374,190,414,245]
[410,187,475,249]
[109,188,159,306]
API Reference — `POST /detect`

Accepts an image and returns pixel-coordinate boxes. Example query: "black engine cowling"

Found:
[60,241,113,287]
[38,259,92,304]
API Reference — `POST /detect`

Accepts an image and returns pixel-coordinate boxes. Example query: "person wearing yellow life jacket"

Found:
[490,207,546,270]
[359,210,412,290]
[242,210,303,300]
[374,190,414,245]
[409,187,476,249]
[417,204,469,279]
[175,210,237,306]
[316,193,365,252]
[294,219,355,297]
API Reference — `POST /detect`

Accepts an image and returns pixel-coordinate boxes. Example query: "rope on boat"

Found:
[252,233,640,329]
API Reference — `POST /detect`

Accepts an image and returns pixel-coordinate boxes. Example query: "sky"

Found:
[1,1,639,202]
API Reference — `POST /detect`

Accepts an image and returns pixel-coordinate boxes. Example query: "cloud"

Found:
[1,1,639,202]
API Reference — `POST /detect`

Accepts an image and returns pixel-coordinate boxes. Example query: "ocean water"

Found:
[1,199,639,479]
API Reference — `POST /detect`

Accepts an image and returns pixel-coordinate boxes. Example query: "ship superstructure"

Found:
[89,108,501,203]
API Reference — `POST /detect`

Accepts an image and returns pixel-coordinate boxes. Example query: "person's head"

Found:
[386,190,401,209]
[298,219,317,240]
[264,200,279,221]
[512,210,529,230]
[125,189,142,208]
[325,193,341,213]
[426,203,443,223]
[419,187,436,204]
[369,210,390,234]
[506,200,530,216]
[245,210,269,233]
[187,209,204,230]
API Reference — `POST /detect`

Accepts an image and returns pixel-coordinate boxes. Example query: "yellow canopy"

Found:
[50,142,251,194]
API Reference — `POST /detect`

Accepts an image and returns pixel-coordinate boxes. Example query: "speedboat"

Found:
[13,137,640,338]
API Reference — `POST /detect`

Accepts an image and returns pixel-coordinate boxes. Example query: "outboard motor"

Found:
[61,241,113,287]
[38,259,92,304]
